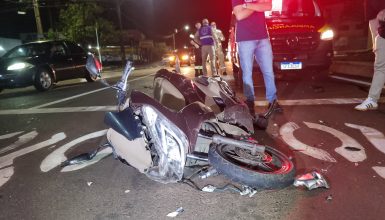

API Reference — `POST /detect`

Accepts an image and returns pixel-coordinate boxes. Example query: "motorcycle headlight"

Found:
[7,62,34,71]
[319,26,334,41]
[142,105,188,183]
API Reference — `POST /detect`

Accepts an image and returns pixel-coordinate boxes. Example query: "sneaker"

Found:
[355,98,378,111]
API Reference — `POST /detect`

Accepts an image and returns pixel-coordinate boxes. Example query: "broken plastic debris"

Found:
[293,171,329,190]
[240,185,257,197]
[201,185,216,193]
[326,195,333,201]
[124,190,130,193]
[87,181,93,186]
[166,207,184,218]
[199,168,218,179]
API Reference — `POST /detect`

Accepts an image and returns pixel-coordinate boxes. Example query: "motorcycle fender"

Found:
[107,129,152,173]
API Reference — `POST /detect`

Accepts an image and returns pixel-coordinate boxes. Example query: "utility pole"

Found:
[32,0,44,39]
[116,0,126,65]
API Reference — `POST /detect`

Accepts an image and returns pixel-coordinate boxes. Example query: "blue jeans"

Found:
[237,38,277,103]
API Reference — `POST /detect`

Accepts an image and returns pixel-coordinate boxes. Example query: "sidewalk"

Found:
[329,51,374,78]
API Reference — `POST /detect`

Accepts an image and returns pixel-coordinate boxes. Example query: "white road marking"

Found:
[40,130,107,172]
[254,97,385,106]
[372,166,385,179]
[29,72,156,109]
[29,87,109,109]
[61,147,112,172]
[279,122,337,162]
[304,122,367,163]
[0,166,14,188]
[0,106,116,115]
[0,133,66,169]
[0,131,38,155]
[2,97,385,115]
[0,131,24,140]
[345,123,385,155]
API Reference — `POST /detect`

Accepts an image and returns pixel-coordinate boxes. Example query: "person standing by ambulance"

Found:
[195,18,217,76]
[191,22,203,77]
[231,0,278,116]
[211,21,227,75]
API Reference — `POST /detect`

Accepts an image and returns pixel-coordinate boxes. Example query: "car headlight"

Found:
[7,62,33,71]
[181,54,189,61]
[319,26,334,41]
[168,56,175,61]
[142,105,188,183]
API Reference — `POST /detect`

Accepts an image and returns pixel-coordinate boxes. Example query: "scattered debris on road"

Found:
[293,171,329,190]
[124,190,130,193]
[87,181,93,186]
[345,146,361,151]
[201,184,257,197]
[166,207,184,218]
[326,195,333,201]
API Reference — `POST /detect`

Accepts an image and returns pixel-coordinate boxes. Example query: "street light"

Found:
[172,25,190,51]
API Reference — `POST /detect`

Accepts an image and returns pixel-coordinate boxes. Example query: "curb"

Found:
[330,61,373,78]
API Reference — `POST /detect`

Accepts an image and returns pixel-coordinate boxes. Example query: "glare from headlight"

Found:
[181,55,189,60]
[320,29,334,40]
[7,62,31,71]
[168,56,175,61]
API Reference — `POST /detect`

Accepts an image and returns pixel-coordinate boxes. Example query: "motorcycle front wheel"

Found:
[208,143,295,189]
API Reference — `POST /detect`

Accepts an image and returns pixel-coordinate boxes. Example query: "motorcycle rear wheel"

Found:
[208,143,295,189]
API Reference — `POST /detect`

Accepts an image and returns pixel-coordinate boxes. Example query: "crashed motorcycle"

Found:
[84,56,295,189]
[153,69,276,132]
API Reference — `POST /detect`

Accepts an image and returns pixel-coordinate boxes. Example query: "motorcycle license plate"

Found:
[280,62,302,70]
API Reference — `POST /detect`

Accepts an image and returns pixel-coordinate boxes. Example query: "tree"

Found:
[54,2,117,45]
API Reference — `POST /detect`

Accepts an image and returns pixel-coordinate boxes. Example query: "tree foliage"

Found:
[53,2,117,45]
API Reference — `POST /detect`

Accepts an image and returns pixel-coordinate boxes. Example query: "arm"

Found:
[233,0,272,21]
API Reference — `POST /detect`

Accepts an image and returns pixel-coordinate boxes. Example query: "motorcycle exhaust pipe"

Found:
[211,134,265,155]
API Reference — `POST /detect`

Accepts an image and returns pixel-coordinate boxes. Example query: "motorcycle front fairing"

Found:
[104,107,153,173]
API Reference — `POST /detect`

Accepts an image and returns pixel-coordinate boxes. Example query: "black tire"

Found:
[85,68,98,82]
[34,69,53,91]
[208,143,295,189]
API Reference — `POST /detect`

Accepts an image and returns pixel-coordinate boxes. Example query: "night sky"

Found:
[0,0,233,40]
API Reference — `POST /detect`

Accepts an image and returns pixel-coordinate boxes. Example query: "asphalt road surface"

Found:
[0,62,385,220]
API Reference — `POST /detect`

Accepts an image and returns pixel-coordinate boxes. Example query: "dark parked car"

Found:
[0,40,96,92]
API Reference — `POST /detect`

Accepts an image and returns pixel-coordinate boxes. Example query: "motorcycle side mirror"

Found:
[86,54,102,78]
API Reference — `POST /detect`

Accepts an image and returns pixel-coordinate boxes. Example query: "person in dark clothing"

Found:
[195,18,217,76]
[191,22,203,77]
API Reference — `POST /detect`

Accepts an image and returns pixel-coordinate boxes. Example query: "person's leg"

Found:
[238,40,257,102]
[254,38,277,103]
[355,36,385,111]
[201,46,209,76]
[208,46,217,76]
[217,48,226,75]
[369,36,385,102]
